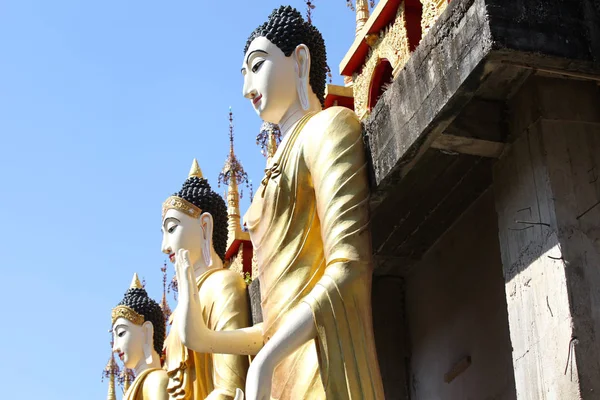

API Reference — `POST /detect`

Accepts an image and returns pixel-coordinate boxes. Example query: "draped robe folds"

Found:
[123,368,167,400]
[244,107,385,399]
[164,268,250,400]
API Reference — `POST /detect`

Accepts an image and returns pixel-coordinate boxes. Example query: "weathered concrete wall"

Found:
[405,190,516,400]
[365,0,600,213]
[494,76,600,399]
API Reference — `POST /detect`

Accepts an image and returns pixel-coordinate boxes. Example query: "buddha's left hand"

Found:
[244,351,274,400]
[244,303,317,400]
[174,249,210,349]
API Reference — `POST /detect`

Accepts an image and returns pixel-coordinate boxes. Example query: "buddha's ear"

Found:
[200,213,214,267]
[294,44,311,111]
[142,321,154,365]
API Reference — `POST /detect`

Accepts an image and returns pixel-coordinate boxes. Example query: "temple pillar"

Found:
[493,76,600,399]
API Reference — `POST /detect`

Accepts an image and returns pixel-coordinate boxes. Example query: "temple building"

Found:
[323,0,600,399]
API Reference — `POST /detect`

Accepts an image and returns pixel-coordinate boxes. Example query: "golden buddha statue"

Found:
[112,274,168,400]
[172,6,385,399]
[161,160,250,400]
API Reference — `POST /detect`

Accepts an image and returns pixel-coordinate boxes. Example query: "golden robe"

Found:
[164,268,250,400]
[123,368,168,400]
[245,107,385,399]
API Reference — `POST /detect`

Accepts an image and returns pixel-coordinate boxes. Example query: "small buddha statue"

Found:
[173,6,385,399]
[112,274,168,400]
[161,159,250,400]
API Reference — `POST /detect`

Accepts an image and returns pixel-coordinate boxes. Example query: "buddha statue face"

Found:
[112,317,154,369]
[161,208,214,268]
[242,36,300,124]
[242,6,327,124]
[111,276,165,371]
[161,161,228,269]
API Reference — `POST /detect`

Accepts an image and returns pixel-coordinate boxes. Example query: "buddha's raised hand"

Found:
[173,249,210,348]
[174,248,265,356]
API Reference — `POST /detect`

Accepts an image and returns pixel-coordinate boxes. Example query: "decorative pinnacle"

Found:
[305,1,316,24]
[118,368,135,392]
[256,121,282,159]
[102,347,120,378]
[102,338,121,400]
[218,107,249,193]
[188,158,204,179]
[130,273,142,289]
[160,262,172,324]
[355,0,371,36]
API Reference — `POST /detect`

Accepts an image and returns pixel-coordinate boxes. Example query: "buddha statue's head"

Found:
[241,5,327,124]
[112,274,165,370]
[161,159,228,270]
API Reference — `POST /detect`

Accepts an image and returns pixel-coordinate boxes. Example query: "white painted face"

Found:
[112,317,147,369]
[161,208,213,267]
[241,36,299,124]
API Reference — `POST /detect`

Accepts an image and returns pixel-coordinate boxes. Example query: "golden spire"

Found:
[257,122,282,164]
[160,261,172,325]
[355,0,370,36]
[188,158,204,179]
[218,107,249,246]
[130,273,142,289]
[119,368,135,393]
[102,339,120,400]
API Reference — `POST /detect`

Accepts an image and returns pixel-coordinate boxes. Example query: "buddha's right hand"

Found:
[234,388,244,400]
[174,249,210,349]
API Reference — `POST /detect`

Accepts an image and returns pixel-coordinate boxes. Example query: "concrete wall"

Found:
[405,189,516,400]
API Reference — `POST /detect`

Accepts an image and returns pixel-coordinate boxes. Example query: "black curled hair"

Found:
[117,287,165,355]
[174,177,228,262]
[244,5,327,106]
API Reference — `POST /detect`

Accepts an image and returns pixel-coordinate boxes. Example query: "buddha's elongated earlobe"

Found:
[203,238,212,267]
[200,213,214,267]
[295,45,311,111]
[144,343,153,365]
[143,321,154,365]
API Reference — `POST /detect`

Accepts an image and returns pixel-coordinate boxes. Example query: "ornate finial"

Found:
[256,122,282,160]
[160,261,172,325]
[102,338,121,400]
[305,0,316,24]
[218,107,249,243]
[218,107,250,190]
[228,107,235,154]
[130,273,142,289]
[188,158,204,179]
[118,368,136,393]
[354,0,371,36]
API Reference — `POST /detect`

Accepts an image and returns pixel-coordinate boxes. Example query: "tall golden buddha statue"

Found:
[161,160,250,400]
[112,274,168,400]
[173,6,384,399]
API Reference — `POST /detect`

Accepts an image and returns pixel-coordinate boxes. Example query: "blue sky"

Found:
[0,1,357,398]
